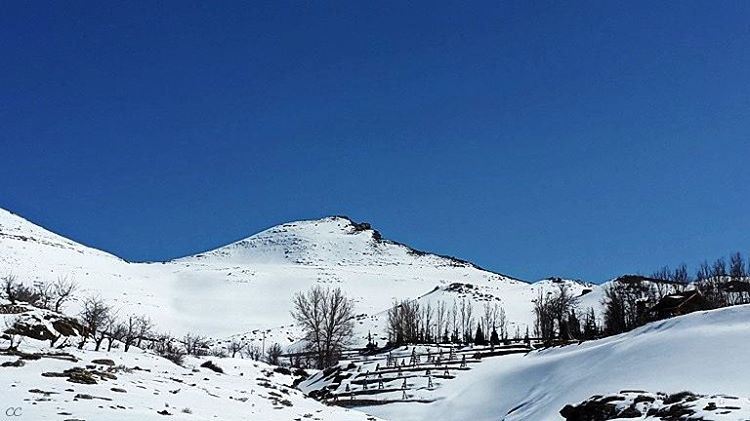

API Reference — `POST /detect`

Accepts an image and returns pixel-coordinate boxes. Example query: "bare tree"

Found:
[435,301,447,343]
[52,277,78,312]
[105,315,125,352]
[459,298,473,343]
[533,290,555,343]
[496,304,508,342]
[421,302,433,343]
[387,299,420,344]
[113,315,151,352]
[450,300,459,342]
[696,261,712,282]
[712,258,727,278]
[2,275,18,304]
[183,333,211,356]
[266,343,283,365]
[34,281,54,310]
[135,316,154,348]
[481,301,496,335]
[651,266,672,282]
[78,295,111,351]
[2,275,39,306]
[227,339,245,358]
[291,286,355,369]
[534,285,578,343]
[672,264,690,290]
[730,252,746,279]
[246,344,262,361]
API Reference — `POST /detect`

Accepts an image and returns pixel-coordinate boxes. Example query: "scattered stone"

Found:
[92,359,115,366]
[42,367,117,385]
[74,393,112,401]
[67,369,99,385]
[110,387,127,393]
[29,389,59,396]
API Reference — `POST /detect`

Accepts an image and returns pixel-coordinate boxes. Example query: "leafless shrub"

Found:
[266,343,283,365]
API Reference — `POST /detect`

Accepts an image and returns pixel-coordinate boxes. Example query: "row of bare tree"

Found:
[386,298,510,346]
[2,275,77,312]
[532,284,587,344]
[77,295,155,352]
[1,274,289,366]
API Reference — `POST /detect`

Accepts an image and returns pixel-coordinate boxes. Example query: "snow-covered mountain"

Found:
[0,207,594,344]
[5,207,749,421]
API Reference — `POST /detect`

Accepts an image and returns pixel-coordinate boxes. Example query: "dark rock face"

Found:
[559,399,624,421]
[350,221,372,232]
[51,318,84,337]
[558,391,733,421]
[6,321,55,341]
[4,307,84,341]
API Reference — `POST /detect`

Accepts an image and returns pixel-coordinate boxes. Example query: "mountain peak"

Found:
[181,215,399,266]
[177,215,502,272]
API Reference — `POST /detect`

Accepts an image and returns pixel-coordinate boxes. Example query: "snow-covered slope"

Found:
[363,304,750,420]
[0,207,588,345]
[0,349,378,421]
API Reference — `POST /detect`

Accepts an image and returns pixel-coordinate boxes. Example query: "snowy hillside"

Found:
[0,207,582,346]
[361,304,750,420]
[0,300,379,421]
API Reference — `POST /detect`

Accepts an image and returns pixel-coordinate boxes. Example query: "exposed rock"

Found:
[1,359,25,367]
[52,318,84,337]
[67,369,98,385]
[4,308,84,341]
[41,367,117,385]
[200,360,224,374]
[74,393,112,401]
[559,391,723,421]
[6,320,55,341]
[28,388,58,395]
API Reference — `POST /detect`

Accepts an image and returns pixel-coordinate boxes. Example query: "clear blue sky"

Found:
[2,1,749,282]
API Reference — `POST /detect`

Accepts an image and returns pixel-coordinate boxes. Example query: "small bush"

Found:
[150,334,186,366]
[266,343,283,366]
